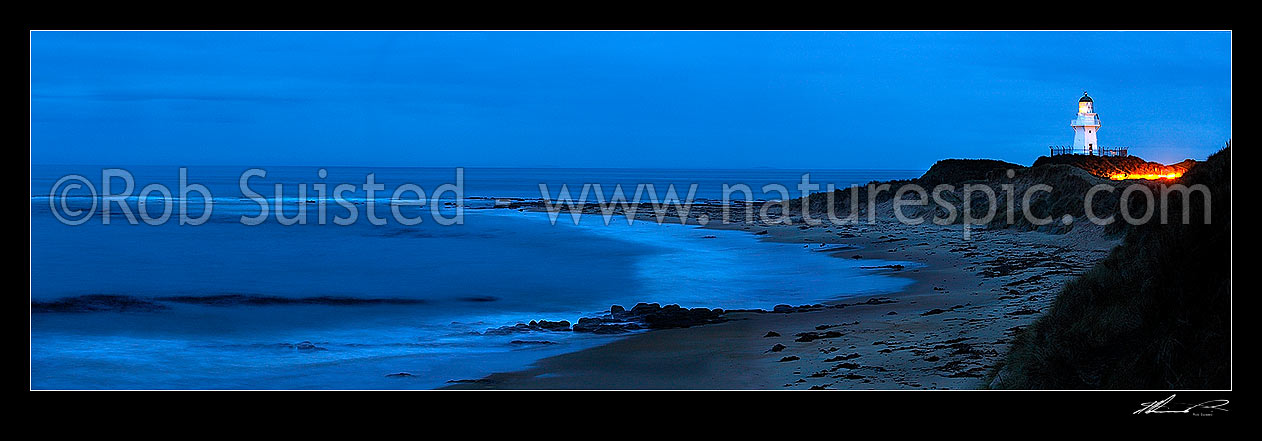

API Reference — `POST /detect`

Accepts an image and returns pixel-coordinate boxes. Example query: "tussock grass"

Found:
[991,147,1230,389]
[1033,154,1197,179]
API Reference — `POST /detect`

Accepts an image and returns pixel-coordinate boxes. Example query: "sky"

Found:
[30,31,1231,170]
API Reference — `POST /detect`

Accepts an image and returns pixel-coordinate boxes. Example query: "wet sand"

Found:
[444,218,1117,390]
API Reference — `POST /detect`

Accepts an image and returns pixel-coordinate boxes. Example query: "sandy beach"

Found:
[30,30,1231,397]
[444,216,1118,390]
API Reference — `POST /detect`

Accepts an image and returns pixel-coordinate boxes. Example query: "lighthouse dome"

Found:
[1079,93,1093,103]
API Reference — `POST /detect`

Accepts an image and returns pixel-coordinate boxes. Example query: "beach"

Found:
[30,165,1124,390]
[29,166,926,389]
[29,30,1232,396]
[445,217,1117,389]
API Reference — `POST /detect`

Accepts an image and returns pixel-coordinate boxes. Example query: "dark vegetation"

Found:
[1033,154,1196,179]
[791,153,1209,237]
[792,157,1127,235]
[991,147,1230,389]
[784,149,1230,389]
[916,158,1025,187]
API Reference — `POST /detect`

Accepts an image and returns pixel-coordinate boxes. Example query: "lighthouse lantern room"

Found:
[1049,92,1128,157]
[1071,91,1101,155]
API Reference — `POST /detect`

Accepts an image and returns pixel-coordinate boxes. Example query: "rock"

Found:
[572,317,640,334]
[486,319,572,335]
[764,331,781,338]
[778,356,800,362]
[772,304,794,313]
[886,311,898,315]
[483,323,536,335]
[385,372,413,377]
[794,331,843,342]
[531,320,572,331]
[854,297,896,306]
[567,302,730,334]
[824,353,861,362]
[631,302,660,312]
[769,344,787,352]
[921,308,948,316]
[291,341,327,351]
[629,304,724,330]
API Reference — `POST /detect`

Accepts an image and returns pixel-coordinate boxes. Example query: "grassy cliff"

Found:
[1032,154,1196,179]
[793,157,1136,235]
[990,147,1231,389]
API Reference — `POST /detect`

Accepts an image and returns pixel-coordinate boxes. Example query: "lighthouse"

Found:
[1071,92,1101,155]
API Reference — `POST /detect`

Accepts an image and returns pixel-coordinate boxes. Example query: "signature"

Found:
[1135,394,1229,415]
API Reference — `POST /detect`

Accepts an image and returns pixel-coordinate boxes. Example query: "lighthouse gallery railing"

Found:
[1048,146,1129,157]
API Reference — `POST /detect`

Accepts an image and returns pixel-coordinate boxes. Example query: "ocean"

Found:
[30,165,921,389]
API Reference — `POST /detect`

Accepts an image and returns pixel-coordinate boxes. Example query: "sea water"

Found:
[30,166,920,389]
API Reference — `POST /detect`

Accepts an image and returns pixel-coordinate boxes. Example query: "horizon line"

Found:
[27,162,932,172]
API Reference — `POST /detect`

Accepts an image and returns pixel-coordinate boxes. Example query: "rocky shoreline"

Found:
[479,296,901,339]
[441,210,1117,389]
[482,303,726,336]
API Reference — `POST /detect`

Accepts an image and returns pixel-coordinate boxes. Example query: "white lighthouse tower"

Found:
[1071,92,1101,155]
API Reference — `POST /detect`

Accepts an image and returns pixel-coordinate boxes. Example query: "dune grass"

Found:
[991,147,1230,389]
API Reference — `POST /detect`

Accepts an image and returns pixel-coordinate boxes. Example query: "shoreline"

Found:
[443,214,1118,389]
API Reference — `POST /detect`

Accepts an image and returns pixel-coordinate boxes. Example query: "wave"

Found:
[31,294,427,313]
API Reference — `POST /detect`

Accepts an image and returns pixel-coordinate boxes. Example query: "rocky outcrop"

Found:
[573,303,726,334]
[279,341,327,351]
[480,297,898,337]
[484,302,728,335]
[484,320,573,335]
[794,331,843,342]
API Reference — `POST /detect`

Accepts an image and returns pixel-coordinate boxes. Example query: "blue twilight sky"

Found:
[31,31,1231,170]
